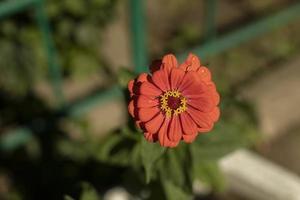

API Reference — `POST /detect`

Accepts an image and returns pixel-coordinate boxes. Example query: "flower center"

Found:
[167,96,181,110]
[160,90,187,117]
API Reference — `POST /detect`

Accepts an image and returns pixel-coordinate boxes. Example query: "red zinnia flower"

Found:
[128,53,220,147]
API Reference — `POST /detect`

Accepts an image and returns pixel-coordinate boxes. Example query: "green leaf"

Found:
[158,144,193,191]
[80,183,100,200]
[165,149,185,187]
[140,139,166,183]
[105,147,133,166]
[95,133,139,166]
[162,179,193,200]
[131,142,142,169]
[97,134,124,161]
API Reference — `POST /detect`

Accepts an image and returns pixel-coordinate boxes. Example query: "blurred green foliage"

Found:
[0,0,118,95]
[64,183,101,200]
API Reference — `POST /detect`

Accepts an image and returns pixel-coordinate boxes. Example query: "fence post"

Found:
[203,0,218,42]
[129,0,148,73]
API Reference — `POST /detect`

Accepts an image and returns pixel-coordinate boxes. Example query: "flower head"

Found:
[128,53,220,147]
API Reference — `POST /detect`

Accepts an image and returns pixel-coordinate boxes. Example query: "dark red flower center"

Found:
[167,96,181,110]
[160,90,187,117]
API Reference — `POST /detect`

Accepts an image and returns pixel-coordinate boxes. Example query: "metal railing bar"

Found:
[203,0,218,41]
[179,2,300,61]
[0,85,123,151]
[0,0,37,19]
[129,0,148,73]
[34,0,65,106]
[67,85,123,118]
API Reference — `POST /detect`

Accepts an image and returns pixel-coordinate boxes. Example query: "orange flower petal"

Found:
[187,96,215,112]
[144,132,158,142]
[144,112,164,134]
[138,107,160,122]
[170,68,185,90]
[151,68,170,91]
[196,66,211,82]
[137,73,149,83]
[178,71,198,92]
[208,107,220,122]
[139,81,162,96]
[183,89,208,99]
[179,63,188,71]
[179,112,197,135]
[187,107,213,129]
[183,53,201,71]
[128,99,135,118]
[128,80,134,96]
[158,118,177,147]
[181,77,206,97]
[207,83,220,105]
[137,95,159,108]
[212,92,220,106]
[167,116,182,142]
[182,133,197,143]
[162,54,178,72]
[198,124,213,133]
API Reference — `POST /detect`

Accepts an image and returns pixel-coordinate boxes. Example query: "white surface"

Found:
[220,149,300,200]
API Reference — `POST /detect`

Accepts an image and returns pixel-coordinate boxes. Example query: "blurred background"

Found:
[1,0,300,199]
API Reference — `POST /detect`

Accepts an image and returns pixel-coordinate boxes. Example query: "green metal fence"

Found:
[1,0,300,151]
